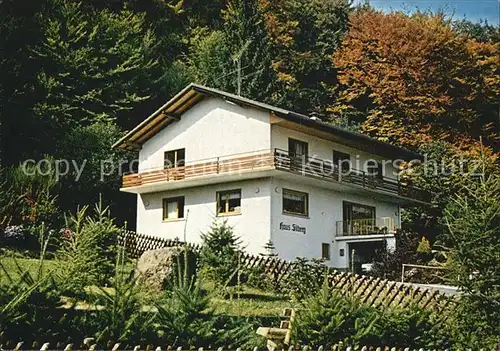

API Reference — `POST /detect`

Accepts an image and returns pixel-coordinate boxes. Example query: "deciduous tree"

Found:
[332,9,499,151]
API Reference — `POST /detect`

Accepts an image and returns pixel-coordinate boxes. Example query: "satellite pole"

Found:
[232,40,251,96]
[237,55,242,96]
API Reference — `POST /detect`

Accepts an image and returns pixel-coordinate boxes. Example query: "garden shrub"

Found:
[154,272,259,348]
[371,229,440,282]
[199,219,241,287]
[293,283,453,348]
[55,200,120,295]
[87,249,158,344]
[280,257,329,301]
[243,240,281,291]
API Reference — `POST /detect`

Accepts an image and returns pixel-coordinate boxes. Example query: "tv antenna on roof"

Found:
[232,40,251,96]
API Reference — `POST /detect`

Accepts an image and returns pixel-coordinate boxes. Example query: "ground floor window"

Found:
[282,189,308,216]
[163,196,185,220]
[217,189,241,215]
[321,243,331,260]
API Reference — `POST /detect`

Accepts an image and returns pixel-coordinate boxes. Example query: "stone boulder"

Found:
[136,246,197,291]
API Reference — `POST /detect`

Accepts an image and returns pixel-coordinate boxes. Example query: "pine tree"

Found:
[444,172,500,347]
[199,220,241,286]
[31,0,161,134]
[260,239,277,258]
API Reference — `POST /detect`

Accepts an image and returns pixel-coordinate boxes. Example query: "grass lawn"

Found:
[0,251,58,284]
[209,285,293,317]
[0,253,293,318]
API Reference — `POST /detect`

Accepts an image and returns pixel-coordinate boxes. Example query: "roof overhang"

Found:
[112,83,423,161]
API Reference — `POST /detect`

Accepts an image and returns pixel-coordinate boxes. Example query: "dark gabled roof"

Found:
[112,83,422,160]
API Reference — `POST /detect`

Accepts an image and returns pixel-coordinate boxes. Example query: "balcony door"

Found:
[164,148,186,180]
[288,138,308,171]
[342,201,376,235]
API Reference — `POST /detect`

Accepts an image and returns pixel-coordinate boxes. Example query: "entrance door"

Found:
[348,241,384,273]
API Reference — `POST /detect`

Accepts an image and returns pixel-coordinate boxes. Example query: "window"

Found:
[333,150,351,172]
[321,243,330,260]
[163,197,185,220]
[217,189,241,215]
[283,189,308,216]
[288,138,308,158]
[366,160,383,179]
[164,148,185,169]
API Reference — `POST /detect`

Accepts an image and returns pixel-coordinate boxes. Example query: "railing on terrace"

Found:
[335,217,396,237]
[273,148,429,202]
[122,148,430,203]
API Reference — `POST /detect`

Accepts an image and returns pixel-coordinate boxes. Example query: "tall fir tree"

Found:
[260,0,351,116]
[190,0,276,102]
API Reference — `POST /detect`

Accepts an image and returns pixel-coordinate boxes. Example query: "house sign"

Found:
[279,222,306,234]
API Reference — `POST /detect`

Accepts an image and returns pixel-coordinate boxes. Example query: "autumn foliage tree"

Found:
[331,9,499,152]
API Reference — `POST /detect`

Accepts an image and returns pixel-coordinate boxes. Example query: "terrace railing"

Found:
[273,148,430,203]
[122,148,430,203]
[335,217,396,237]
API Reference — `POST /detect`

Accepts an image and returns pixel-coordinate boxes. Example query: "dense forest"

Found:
[0,0,498,231]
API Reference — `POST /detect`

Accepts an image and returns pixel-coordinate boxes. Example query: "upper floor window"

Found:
[333,150,351,172]
[283,189,308,216]
[163,196,185,220]
[217,189,241,215]
[288,138,308,158]
[164,148,185,169]
[366,160,383,179]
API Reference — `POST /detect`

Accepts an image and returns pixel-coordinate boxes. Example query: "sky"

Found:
[361,0,500,25]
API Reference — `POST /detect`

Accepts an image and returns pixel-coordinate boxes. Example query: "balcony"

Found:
[273,149,430,203]
[122,150,275,189]
[122,149,430,203]
[335,217,396,237]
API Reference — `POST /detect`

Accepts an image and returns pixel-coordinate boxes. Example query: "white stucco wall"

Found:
[131,100,408,269]
[138,97,271,172]
[271,125,400,180]
[136,178,272,256]
[269,177,399,268]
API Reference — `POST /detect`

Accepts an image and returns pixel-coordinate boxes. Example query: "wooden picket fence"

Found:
[4,339,492,351]
[117,231,456,316]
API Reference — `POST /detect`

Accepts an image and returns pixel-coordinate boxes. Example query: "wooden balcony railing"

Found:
[122,151,275,188]
[335,217,396,237]
[122,149,430,203]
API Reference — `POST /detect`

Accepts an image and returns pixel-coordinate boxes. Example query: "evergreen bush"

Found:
[280,257,329,301]
[293,283,452,348]
[199,219,241,287]
[55,200,120,295]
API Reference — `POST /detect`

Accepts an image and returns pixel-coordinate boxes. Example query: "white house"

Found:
[113,84,429,270]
